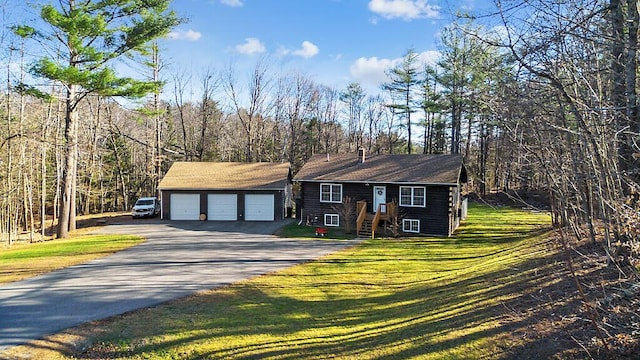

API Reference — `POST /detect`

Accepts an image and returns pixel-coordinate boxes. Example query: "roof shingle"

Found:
[293,153,464,185]
[158,162,291,190]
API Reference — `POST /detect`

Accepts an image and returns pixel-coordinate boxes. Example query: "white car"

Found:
[132,197,160,218]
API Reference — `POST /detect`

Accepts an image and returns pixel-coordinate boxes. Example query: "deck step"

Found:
[359,219,373,237]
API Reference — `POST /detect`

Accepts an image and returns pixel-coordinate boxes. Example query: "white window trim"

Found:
[399,186,426,207]
[320,183,342,203]
[324,213,340,227]
[403,219,420,233]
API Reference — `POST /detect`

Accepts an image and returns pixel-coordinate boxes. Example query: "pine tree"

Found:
[339,82,365,152]
[382,48,421,154]
[23,0,183,238]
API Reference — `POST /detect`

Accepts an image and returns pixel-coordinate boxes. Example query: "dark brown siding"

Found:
[384,184,451,235]
[298,181,457,236]
[299,182,360,226]
[160,189,285,221]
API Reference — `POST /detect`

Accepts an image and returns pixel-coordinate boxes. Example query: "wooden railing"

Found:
[386,201,397,219]
[370,204,382,238]
[356,200,398,238]
[356,201,367,236]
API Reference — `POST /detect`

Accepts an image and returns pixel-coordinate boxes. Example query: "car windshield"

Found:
[136,199,154,206]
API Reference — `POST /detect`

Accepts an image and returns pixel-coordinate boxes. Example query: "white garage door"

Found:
[208,194,237,221]
[245,194,274,221]
[170,194,200,220]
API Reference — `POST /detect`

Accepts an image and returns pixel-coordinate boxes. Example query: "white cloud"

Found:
[368,0,439,20]
[350,56,398,86]
[235,38,266,55]
[416,50,439,67]
[487,25,510,44]
[350,50,441,88]
[167,29,202,41]
[220,0,243,7]
[276,45,290,57]
[292,41,319,59]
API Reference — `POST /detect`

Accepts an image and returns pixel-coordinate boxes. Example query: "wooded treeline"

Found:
[0,0,638,263]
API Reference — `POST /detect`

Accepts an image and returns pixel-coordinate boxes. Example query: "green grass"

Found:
[3,203,556,360]
[276,221,355,240]
[0,234,144,283]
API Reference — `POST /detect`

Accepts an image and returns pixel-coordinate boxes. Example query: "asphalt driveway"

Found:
[0,220,358,351]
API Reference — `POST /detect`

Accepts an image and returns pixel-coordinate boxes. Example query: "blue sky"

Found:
[160,0,471,95]
[4,0,482,99]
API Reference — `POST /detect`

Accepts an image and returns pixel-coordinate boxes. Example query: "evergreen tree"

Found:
[22,0,183,238]
[382,48,421,154]
[437,26,472,155]
[419,65,443,154]
[339,82,365,152]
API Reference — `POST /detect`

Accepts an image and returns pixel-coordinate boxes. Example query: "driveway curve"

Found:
[0,220,358,351]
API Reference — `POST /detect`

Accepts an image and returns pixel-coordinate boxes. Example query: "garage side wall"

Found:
[160,189,285,221]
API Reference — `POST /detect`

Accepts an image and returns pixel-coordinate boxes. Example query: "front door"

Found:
[373,186,386,213]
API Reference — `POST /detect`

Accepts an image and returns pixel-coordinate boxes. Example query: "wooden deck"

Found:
[356,200,397,238]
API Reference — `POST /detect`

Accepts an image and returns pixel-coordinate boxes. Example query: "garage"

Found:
[207,194,237,221]
[170,194,200,220]
[159,162,292,222]
[245,194,275,221]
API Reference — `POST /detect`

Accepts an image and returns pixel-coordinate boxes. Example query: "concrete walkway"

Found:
[0,221,357,351]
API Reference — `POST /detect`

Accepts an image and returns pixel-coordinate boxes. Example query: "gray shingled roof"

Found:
[158,162,291,190]
[293,153,465,185]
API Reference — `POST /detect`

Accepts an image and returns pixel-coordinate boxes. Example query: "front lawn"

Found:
[1,204,556,359]
[275,221,355,239]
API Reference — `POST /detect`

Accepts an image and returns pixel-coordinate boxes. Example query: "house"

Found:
[158,162,293,221]
[293,149,468,237]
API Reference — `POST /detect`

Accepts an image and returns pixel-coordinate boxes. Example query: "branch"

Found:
[0,133,22,149]
[115,130,182,156]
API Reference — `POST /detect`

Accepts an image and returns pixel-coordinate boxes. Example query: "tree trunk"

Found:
[150,42,162,194]
[69,107,78,230]
[19,39,28,234]
[479,120,488,196]
[155,95,162,193]
[610,0,628,171]
[405,85,412,154]
[450,99,461,154]
[85,100,100,214]
[41,121,47,238]
[624,0,639,177]
[25,171,34,242]
[5,48,13,245]
[57,84,78,238]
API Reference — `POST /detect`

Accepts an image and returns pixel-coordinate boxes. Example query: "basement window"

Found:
[324,214,340,227]
[403,219,420,233]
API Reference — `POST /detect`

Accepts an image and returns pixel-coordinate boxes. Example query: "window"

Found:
[325,214,340,227]
[399,186,426,207]
[320,183,342,203]
[403,219,420,233]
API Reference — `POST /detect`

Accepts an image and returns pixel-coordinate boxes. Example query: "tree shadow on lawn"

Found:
[9,207,633,359]
[57,237,600,359]
[76,262,576,358]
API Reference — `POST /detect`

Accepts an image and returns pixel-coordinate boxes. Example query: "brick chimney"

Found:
[358,147,365,164]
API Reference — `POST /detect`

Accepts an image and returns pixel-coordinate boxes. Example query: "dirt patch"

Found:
[497,233,640,359]
[469,190,551,211]
[73,212,138,229]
